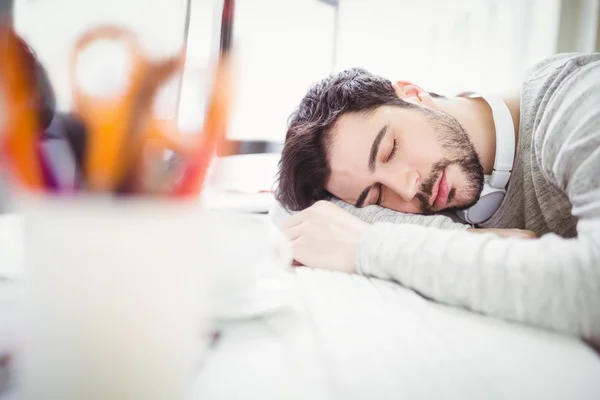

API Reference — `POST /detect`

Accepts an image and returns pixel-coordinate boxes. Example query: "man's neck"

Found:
[431,91,521,175]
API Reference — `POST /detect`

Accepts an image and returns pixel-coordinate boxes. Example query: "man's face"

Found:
[325,105,484,214]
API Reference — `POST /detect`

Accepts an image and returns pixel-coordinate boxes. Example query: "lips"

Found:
[431,169,450,209]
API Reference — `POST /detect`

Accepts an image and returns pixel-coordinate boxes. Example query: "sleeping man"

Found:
[274,53,600,345]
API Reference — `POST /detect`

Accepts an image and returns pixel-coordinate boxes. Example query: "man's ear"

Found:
[392,81,434,107]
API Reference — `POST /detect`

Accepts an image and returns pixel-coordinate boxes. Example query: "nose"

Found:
[383,167,419,202]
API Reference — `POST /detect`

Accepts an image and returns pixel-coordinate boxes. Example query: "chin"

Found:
[442,188,481,212]
[447,170,485,211]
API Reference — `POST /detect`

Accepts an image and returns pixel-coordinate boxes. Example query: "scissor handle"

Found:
[69,25,146,110]
[69,25,189,191]
[116,55,188,193]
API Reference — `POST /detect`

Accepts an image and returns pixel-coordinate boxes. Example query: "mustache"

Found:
[416,153,484,214]
[415,159,451,214]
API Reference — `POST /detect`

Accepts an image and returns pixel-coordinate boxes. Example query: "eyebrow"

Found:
[355,124,388,208]
[368,124,388,172]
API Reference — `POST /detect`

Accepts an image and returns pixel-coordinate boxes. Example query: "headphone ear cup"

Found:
[455,182,506,225]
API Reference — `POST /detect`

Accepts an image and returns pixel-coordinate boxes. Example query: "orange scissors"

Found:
[70,24,231,196]
[70,25,183,193]
[0,24,43,190]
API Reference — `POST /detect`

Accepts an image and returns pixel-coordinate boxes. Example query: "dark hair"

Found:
[275,68,417,211]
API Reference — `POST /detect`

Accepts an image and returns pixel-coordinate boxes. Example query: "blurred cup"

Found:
[199,211,293,319]
[16,196,213,400]
[206,212,292,289]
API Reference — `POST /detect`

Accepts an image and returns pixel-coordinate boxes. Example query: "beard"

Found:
[415,108,485,214]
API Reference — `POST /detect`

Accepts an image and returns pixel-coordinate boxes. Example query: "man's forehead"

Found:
[334,108,382,132]
[329,106,397,164]
[329,115,372,167]
[331,110,381,149]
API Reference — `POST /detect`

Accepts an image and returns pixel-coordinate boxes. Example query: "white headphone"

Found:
[454,92,516,225]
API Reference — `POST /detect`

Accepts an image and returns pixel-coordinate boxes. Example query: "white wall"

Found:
[557,0,600,53]
[14,0,188,113]
[334,0,561,95]
[224,0,336,142]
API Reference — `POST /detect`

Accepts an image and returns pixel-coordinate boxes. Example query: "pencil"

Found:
[173,0,234,196]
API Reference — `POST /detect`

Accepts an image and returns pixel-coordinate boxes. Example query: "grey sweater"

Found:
[342,53,600,344]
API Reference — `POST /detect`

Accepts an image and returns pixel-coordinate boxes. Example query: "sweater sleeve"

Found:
[357,224,600,343]
[330,198,470,230]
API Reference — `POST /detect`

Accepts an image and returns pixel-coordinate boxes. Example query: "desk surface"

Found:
[194,268,600,400]
[2,214,600,399]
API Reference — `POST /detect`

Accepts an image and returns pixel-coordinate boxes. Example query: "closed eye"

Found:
[386,138,397,163]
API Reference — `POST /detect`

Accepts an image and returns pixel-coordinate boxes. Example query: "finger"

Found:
[468,228,537,239]
[512,229,537,239]
[283,224,302,241]
[281,209,307,229]
[291,237,309,266]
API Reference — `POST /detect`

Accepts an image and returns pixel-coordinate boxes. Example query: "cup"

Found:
[16,196,214,400]
[193,210,294,319]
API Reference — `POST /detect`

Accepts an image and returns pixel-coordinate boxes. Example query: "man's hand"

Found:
[282,201,369,273]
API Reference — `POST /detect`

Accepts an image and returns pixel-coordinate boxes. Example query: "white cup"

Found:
[193,211,293,319]
[16,196,214,400]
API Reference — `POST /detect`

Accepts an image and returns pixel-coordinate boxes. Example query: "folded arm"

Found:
[357,223,600,341]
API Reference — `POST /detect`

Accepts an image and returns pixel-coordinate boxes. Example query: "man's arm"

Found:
[357,224,600,341]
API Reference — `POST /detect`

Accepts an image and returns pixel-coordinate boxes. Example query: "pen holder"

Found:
[15,195,215,400]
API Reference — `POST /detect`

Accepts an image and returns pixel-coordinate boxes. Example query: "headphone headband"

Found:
[456,91,515,189]
[454,91,516,224]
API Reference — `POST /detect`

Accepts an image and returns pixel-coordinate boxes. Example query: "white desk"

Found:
[2,215,600,399]
[193,268,600,399]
